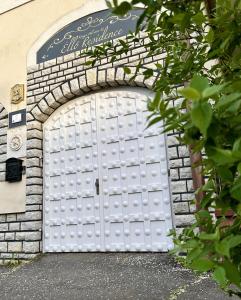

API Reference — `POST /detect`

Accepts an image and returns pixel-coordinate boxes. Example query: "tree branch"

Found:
[205,0,216,18]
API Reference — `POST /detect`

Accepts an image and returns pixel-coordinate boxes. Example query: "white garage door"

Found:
[43,87,173,252]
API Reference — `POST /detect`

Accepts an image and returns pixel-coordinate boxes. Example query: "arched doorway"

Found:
[43,87,173,252]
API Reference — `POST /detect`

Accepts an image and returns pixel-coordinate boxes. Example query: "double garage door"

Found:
[43,87,173,252]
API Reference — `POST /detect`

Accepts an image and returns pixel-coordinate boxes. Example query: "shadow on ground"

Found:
[0,253,237,300]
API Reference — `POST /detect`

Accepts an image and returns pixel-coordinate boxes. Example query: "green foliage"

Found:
[86,0,241,296]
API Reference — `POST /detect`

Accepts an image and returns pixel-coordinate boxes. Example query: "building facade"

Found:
[0,0,195,263]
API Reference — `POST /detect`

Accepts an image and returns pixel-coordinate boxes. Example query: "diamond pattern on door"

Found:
[43,88,173,252]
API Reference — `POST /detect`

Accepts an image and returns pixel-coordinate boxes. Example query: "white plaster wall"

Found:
[0,0,106,113]
[0,0,106,214]
[0,0,33,15]
[0,176,26,214]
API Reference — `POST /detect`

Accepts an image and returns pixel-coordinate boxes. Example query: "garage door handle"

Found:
[95,179,100,195]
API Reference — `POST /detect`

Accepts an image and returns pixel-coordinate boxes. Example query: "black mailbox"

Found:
[6,158,24,183]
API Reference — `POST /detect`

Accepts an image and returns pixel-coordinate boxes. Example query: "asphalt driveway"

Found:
[0,253,237,300]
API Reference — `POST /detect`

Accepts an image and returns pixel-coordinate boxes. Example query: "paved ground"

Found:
[0,253,237,300]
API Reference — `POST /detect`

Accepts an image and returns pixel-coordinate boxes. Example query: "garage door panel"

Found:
[49,152,61,172]
[81,223,102,252]
[146,162,163,184]
[108,194,123,216]
[124,139,139,163]
[80,171,95,192]
[105,170,121,195]
[122,98,136,114]
[106,118,119,139]
[79,123,93,146]
[106,142,120,163]
[148,190,165,213]
[43,88,173,253]
[46,226,61,251]
[128,192,143,215]
[49,129,61,150]
[126,165,141,188]
[47,202,61,224]
[82,196,95,218]
[144,135,163,158]
[109,222,125,245]
[129,221,145,246]
[80,146,94,166]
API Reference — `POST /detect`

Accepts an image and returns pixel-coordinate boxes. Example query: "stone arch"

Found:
[26,68,157,208]
[41,87,175,253]
[29,67,157,123]
[0,103,8,119]
[26,61,195,248]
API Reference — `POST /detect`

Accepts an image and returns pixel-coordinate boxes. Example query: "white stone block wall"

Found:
[0,37,195,262]
[0,105,7,182]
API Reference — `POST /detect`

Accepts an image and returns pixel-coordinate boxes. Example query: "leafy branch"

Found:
[86,0,241,295]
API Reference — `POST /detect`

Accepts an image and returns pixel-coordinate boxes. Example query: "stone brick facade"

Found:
[0,37,195,263]
[0,105,41,262]
[0,104,7,182]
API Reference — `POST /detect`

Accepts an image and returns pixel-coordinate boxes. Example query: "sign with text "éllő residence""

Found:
[37,9,143,64]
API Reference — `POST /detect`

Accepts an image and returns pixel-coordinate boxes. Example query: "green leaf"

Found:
[230,177,241,201]
[196,210,212,220]
[185,239,200,249]
[213,267,227,288]
[123,66,131,74]
[226,99,241,113]
[143,69,154,79]
[230,80,241,92]
[119,39,128,49]
[191,102,212,135]
[237,162,241,174]
[221,36,231,50]
[200,228,220,241]
[232,138,241,160]
[216,93,241,108]
[228,235,241,248]
[191,258,214,272]
[222,260,241,287]
[171,13,186,25]
[192,12,206,26]
[216,167,233,182]
[233,137,241,152]
[179,87,201,100]
[187,246,203,261]
[85,60,94,66]
[202,85,225,99]
[112,2,132,16]
[215,240,230,257]
[205,29,214,43]
[190,75,209,93]
[202,179,215,191]
[147,116,162,129]
[148,91,161,111]
[208,147,235,165]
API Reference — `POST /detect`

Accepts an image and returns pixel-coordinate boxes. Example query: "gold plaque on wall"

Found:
[11,84,24,104]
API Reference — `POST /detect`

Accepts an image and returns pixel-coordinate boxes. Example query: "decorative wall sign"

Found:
[37,8,143,63]
[10,135,23,151]
[7,126,26,159]
[9,109,26,129]
[11,84,24,104]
